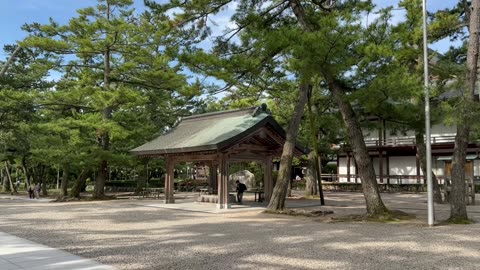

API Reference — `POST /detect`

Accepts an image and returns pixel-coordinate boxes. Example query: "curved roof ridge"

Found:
[182,106,258,122]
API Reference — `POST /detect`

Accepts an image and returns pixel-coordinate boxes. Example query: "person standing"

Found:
[28,184,34,199]
[235,180,247,203]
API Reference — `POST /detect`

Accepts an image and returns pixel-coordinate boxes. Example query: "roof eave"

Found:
[130,144,219,156]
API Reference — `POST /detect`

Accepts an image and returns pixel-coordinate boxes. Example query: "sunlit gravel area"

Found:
[1,192,479,270]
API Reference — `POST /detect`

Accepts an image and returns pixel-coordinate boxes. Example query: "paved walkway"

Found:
[0,232,115,270]
[135,191,325,214]
[0,195,53,203]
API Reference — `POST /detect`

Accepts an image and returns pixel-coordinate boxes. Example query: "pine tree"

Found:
[20,0,199,198]
[448,0,480,222]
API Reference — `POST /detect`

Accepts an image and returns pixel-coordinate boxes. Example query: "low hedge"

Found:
[104,179,164,188]
[322,183,428,193]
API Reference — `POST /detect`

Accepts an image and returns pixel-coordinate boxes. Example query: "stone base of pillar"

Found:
[216,203,231,209]
[164,198,175,204]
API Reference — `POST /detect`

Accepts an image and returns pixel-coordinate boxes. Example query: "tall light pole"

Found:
[423,0,435,226]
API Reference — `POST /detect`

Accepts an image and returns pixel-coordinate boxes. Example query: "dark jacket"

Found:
[236,183,247,193]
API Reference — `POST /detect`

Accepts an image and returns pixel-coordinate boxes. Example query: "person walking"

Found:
[235,180,247,203]
[28,184,34,199]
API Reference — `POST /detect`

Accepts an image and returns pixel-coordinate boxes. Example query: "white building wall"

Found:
[389,156,416,176]
[385,130,415,141]
[338,157,357,183]
[336,155,457,184]
[337,124,477,185]
[372,157,387,175]
[363,124,456,143]
[430,124,456,137]
[388,156,418,184]
[363,129,379,141]
[432,159,445,177]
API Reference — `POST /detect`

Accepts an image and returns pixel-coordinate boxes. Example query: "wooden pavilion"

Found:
[130,105,307,209]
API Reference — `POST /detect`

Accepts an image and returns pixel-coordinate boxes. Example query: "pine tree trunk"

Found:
[328,78,389,217]
[22,157,31,187]
[135,161,148,194]
[61,163,69,197]
[2,168,11,193]
[1,169,7,192]
[449,0,480,221]
[288,0,385,214]
[93,1,112,200]
[40,165,47,196]
[0,46,21,77]
[94,160,108,198]
[415,132,442,203]
[307,94,325,204]
[70,169,90,198]
[450,127,469,220]
[4,162,16,195]
[287,178,293,197]
[267,83,309,211]
[305,151,318,196]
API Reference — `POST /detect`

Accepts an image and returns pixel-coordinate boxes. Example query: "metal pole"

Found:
[423,0,434,226]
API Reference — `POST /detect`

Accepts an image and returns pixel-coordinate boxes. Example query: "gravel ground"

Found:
[0,192,479,270]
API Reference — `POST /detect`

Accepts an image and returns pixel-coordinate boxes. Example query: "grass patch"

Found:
[46,189,64,196]
[367,210,416,222]
[53,196,81,202]
[440,218,475,225]
[88,195,117,201]
[331,210,416,223]
[52,194,117,203]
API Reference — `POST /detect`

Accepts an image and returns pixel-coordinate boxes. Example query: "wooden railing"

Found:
[363,135,456,147]
[320,174,447,185]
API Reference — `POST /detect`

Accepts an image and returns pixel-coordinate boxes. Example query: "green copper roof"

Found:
[131,106,301,155]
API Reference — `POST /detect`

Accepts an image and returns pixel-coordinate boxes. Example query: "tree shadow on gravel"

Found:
[1,196,480,270]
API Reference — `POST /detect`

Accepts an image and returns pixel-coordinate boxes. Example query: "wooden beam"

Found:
[379,151,383,183]
[164,157,175,204]
[386,153,390,185]
[226,152,269,161]
[217,154,230,209]
[171,154,218,162]
[227,143,276,153]
[416,153,421,184]
[347,152,351,183]
[336,156,340,181]
[209,161,218,193]
[354,160,358,184]
[264,155,273,202]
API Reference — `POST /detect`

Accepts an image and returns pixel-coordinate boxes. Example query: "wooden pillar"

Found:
[378,119,383,147]
[354,160,358,184]
[416,154,421,184]
[164,157,175,204]
[386,154,390,185]
[379,151,384,183]
[208,162,218,193]
[336,157,340,182]
[217,155,230,209]
[346,152,351,183]
[264,155,273,203]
